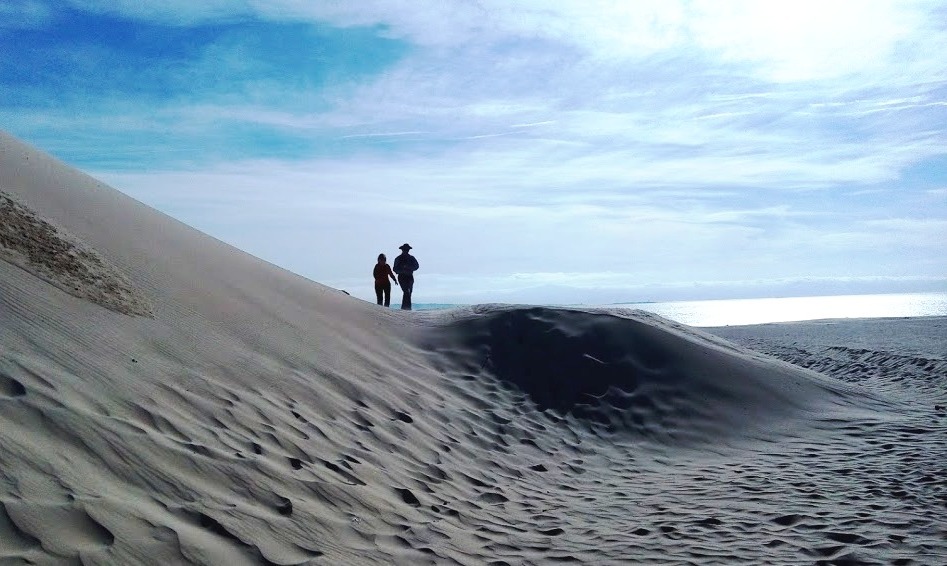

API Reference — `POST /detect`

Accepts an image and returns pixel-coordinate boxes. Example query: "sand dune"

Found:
[2,130,945,564]
[422,305,883,442]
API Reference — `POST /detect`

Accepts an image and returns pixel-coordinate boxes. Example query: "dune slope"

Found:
[1,131,945,565]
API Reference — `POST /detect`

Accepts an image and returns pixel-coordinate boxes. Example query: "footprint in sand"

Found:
[0,373,27,398]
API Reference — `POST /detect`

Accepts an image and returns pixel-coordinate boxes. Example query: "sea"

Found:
[415,292,947,327]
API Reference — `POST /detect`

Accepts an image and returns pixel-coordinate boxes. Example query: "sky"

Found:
[2,0,946,304]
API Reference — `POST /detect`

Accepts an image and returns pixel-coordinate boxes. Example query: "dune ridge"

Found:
[2,131,945,564]
[422,305,883,443]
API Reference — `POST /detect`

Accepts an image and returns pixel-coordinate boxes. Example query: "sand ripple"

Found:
[2,307,945,564]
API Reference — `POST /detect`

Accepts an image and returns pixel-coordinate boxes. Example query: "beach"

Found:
[2,130,946,565]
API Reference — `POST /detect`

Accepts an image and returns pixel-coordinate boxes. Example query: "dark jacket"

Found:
[373,263,396,285]
[393,253,419,276]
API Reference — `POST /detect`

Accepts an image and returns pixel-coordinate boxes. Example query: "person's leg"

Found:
[400,275,414,310]
[375,284,383,305]
[383,283,391,307]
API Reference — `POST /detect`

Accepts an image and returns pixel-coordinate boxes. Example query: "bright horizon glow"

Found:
[612,291,947,327]
[1,1,945,304]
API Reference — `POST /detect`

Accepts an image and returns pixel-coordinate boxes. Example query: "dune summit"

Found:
[1,130,945,565]
[422,305,877,443]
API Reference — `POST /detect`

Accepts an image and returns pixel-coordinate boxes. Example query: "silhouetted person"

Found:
[372,253,398,307]
[393,243,419,310]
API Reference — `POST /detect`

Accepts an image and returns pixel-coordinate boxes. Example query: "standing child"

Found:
[373,253,398,307]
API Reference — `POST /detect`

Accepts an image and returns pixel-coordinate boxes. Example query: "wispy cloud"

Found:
[340,131,427,139]
[0,0,53,29]
[3,1,946,303]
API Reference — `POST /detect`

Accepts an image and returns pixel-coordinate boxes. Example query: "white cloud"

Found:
[687,0,924,82]
[0,0,53,29]
[63,1,944,80]
[7,0,946,303]
[96,148,947,304]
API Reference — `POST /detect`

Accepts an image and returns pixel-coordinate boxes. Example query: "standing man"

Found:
[393,243,419,310]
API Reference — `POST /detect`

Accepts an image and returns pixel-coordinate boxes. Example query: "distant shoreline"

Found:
[409,292,947,327]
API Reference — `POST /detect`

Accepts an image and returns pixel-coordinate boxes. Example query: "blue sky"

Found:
[2,0,946,304]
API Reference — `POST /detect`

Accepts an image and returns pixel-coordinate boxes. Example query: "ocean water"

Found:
[416,292,947,327]
[608,292,947,327]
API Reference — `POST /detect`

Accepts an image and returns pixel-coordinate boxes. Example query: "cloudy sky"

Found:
[2,1,945,304]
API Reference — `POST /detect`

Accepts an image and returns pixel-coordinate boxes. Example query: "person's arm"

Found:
[388,265,398,284]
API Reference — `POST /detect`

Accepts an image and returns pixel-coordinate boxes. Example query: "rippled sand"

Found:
[2,130,945,565]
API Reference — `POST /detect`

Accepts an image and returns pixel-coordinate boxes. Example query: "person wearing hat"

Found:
[393,243,420,310]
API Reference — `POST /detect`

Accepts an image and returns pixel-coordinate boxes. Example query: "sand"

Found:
[1,129,945,565]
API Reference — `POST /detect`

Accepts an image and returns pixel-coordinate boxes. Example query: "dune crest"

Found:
[423,305,878,443]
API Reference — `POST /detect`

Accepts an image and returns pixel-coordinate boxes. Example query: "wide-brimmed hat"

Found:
[399,243,412,250]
